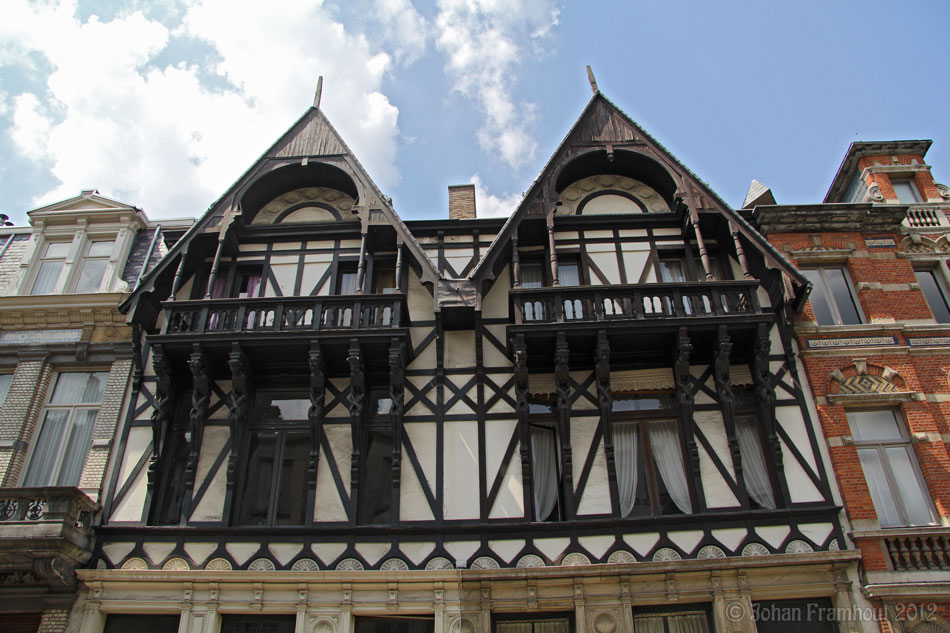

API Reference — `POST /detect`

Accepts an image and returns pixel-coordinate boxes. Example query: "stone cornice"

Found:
[752,204,906,235]
[0,292,127,328]
[825,140,933,203]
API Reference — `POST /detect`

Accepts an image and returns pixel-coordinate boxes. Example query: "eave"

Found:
[824,140,933,203]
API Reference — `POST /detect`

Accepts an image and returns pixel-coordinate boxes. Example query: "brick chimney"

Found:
[448,184,477,220]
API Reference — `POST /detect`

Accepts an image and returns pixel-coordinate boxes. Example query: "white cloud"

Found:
[471,173,520,218]
[367,0,428,66]
[1,0,404,218]
[435,0,559,170]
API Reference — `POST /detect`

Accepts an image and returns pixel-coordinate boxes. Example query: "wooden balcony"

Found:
[509,281,770,368]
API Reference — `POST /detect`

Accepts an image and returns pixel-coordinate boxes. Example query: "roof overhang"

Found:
[752,203,907,235]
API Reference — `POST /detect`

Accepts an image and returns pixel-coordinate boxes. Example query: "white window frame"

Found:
[71,238,116,293]
[801,265,864,326]
[28,240,71,295]
[914,266,950,324]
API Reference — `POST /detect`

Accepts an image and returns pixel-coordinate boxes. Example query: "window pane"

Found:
[373,266,397,294]
[801,269,835,325]
[613,395,673,412]
[241,431,279,525]
[558,262,580,286]
[339,270,359,294]
[892,179,922,203]
[847,410,903,441]
[824,268,861,324]
[274,430,309,526]
[221,615,296,633]
[358,429,394,525]
[105,614,181,633]
[915,270,950,323]
[87,240,114,257]
[74,259,108,292]
[659,259,686,282]
[521,262,544,288]
[0,374,12,405]
[45,242,70,258]
[51,372,108,404]
[648,419,691,514]
[885,446,936,525]
[31,260,63,295]
[857,448,901,527]
[23,410,70,486]
[57,408,98,486]
[264,398,309,421]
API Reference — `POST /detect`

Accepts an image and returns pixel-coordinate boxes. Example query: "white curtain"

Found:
[521,263,544,288]
[50,372,107,404]
[497,624,532,633]
[614,423,639,516]
[534,622,569,633]
[668,614,709,633]
[531,426,558,521]
[633,616,665,633]
[649,420,692,514]
[735,415,776,509]
[31,261,63,295]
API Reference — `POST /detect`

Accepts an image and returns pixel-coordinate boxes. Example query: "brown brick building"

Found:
[745,141,950,633]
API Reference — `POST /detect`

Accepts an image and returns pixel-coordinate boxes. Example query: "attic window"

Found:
[579,193,644,215]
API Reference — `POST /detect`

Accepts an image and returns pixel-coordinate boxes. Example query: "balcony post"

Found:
[547,214,560,286]
[512,237,522,288]
[729,221,754,281]
[307,343,326,526]
[169,249,189,301]
[395,241,406,292]
[687,204,715,281]
[203,237,227,299]
[355,232,368,295]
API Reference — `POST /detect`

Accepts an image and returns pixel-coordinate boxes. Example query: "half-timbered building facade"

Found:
[80,90,866,633]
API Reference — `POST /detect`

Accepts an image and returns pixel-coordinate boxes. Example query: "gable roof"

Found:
[471,91,807,301]
[126,104,440,311]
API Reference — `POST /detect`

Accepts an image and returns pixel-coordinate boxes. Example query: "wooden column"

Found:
[594,330,621,516]
[687,204,715,280]
[204,238,227,298]
[169,250,189,301]
[547,214,560,286]
[715,325,749,507]
[182,344,210,523]
[729,221,754,280]
[224,343,252,519]
[355,232,368,294]
[555,332,575,519]
[389,338,405,523]
[307,343,326,525]
[674,328,705,512]
[511,237,521,288]
[395,241,406,292]
[347,339,364,523]
[513,335,533,521]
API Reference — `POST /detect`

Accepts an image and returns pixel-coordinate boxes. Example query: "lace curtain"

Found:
[531,426,558,520]
[649,419,692,514]
[735,414,776,509]
[614,422,639,516]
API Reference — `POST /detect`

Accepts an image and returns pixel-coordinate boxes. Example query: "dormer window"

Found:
[30,242,70,295]
[73,240,115,293]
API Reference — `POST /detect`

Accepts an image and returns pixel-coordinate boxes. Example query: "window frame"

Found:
[29,240,70,295]
[21,370,110,487]
[890,176,923,203]
[72,238,116,293]
[846,408,938,528]
[801,265,864,326]
[527,397,564,522]
[732,387,777,510]
[914,266,950,324]
[492,612,574,633]
[631,603,713,633]
[611,392,693,517]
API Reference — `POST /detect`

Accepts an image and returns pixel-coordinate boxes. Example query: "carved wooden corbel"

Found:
[389,339,405,493]
[347,340,364,501]
[148,344,175,489]
[183,344,210,518]
[308,343,326,487]
[226,343,252,496]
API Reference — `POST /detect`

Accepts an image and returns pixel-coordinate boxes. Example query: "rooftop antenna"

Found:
[586,65,598,94]
[313,76,323,109]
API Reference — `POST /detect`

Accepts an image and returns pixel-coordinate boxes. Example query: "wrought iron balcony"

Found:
[161,294,405,336]
[511,281,761,326]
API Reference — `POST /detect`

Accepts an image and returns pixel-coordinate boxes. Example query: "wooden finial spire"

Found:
[313,76,323,108]
[586,66,598,94]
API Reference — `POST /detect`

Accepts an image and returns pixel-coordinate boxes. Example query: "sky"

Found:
[1,0,948,226]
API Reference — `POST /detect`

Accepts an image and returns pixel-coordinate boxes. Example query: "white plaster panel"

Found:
[269,544,303,566]
[576,435,611,516]
[325,379,348,418]
[694,411,740,508]
[355,543,390,566]
[757,285,771,309]
[315,424,350,522]
[207,382,230,419]
[711,528,748,552]
[668,530,704,555]
[191,425,229,521]
[776,405,818,472]
[488,539,525,563]
[618,229,649,238]
[443,421,479,519]
[486,379,515,415]
[488,448,524,519]
[407,271,433,321]
[270,263,297,296]
[102,542,135,566]
[589,252,621,284]
[534,537,570,561]
[303,252,334,263]
[404,422,436,495]
[755,526,791,549]
[183,542,218,566]
[781,437,824,503]
[694,410,737,480]
[584,230,615,239]
[175,277,194,301]
[226,543,261,566]
[238,243,267,252]
[570,417,599,489]
[444,541,480,564]
[143,542,176,566]
[312,543,347,567]
[339,239,362,248]
[109,427,150,521]
[408,327,437,371]
[623,533,660,557]
[798,522,833,546]
[444,331,476,369]
[578,535,614,559]
[399,443,434,522]
[571,378,598,411]
[692,367,716,405]
[622,251,651,283]
[301,262,330,295]
[554,231,579,241]
[586,241,617,253]
[652,229,683,236]
[485,419,517,491]
[400,542,435,565]
[482,266,510,319]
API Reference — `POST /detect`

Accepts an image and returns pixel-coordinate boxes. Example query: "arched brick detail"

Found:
[826,360,906,395]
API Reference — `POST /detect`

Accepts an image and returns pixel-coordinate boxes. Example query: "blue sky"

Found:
[1,0,948,225]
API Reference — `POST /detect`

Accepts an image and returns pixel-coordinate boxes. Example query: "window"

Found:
[520,260,544,288]
[613,394,692,517]
[358,389,394,525]
[529,399,562,522]
[801,267,862,325]
[372,262,397,294]
[633,605,711,633]
[208,264,262,299]
[23,371,108,487]
[30,242,69,295]
[915,268,950,323]
[220,616,296,633]
[357,617,434,633]
[847,410,937,527]
[495,615,571,633]
[733,388,776,510]
[892,177,923,203]
[336,261,359,294]
[73,240,114,293]
[0,374,12,407]
[104,615,181,633]
[752,598,837,633]
[557,259,581,286]
[237,396,310,526]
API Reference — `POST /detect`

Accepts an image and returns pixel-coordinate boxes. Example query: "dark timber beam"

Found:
[555,331,576,520]
[182,344,210,523]
[347,339,364,524]
[715,325,749,508]
[307,343,326,526]
[224,343,252,521]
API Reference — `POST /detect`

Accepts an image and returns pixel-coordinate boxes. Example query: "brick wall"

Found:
[448,184,477,220]
[37,609,69,633]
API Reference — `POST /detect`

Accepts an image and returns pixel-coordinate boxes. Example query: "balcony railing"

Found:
[161,294,404,335]
[511,281,761,326]
[884,530,950,571]
[905,204,950,229]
